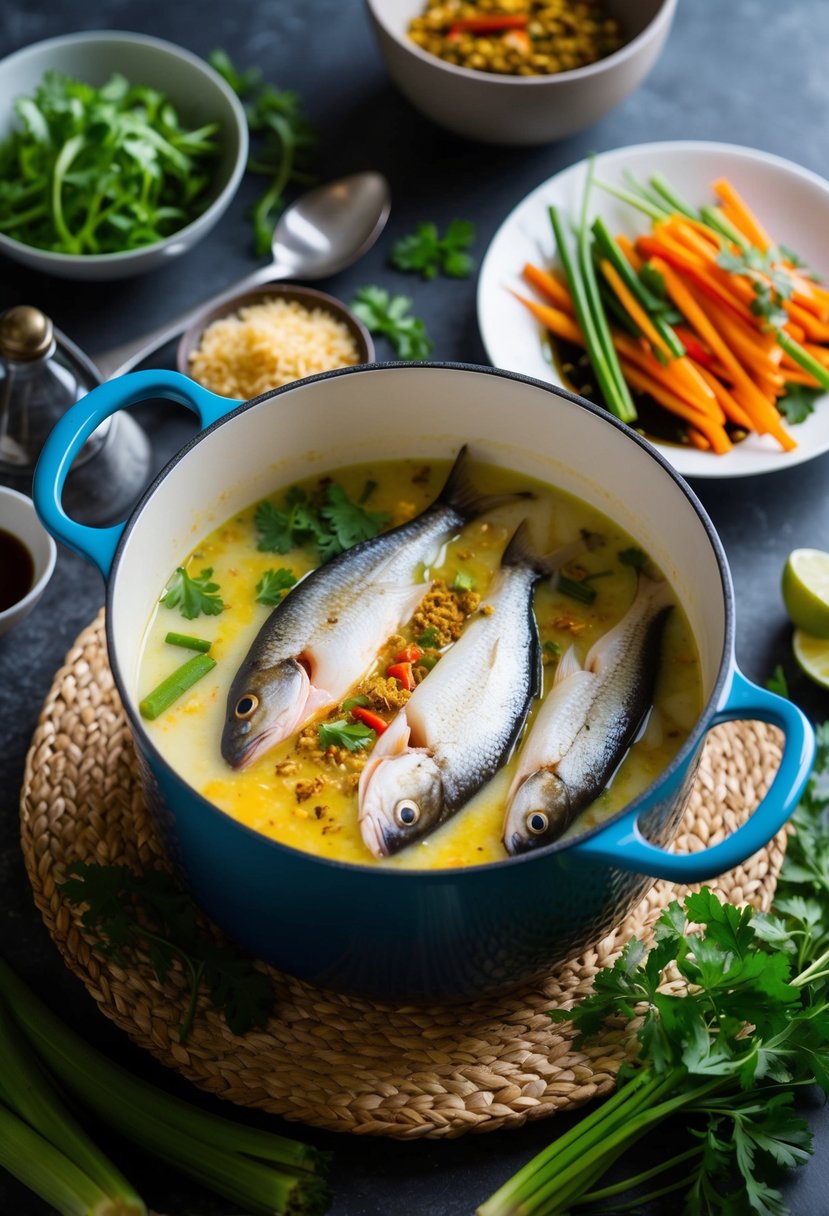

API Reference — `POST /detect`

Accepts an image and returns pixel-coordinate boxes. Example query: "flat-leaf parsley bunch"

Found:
[480,723,829,1216]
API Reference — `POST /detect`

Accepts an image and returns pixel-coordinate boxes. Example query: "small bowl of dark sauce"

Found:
[0,486,56,637]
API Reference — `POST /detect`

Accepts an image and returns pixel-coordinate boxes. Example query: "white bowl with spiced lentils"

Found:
[364,0,677,145]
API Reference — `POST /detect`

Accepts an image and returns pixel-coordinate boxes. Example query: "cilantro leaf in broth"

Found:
[255,567,297,605]
[161,567,224,619]
[318,719,376,752]
[318,484,389,554]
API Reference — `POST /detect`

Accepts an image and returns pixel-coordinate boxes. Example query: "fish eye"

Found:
[394,799,420,828]
[526,811,549,836]
[235,694,259,720]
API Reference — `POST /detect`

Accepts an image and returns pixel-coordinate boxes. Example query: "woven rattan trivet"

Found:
[20,609,787,1140]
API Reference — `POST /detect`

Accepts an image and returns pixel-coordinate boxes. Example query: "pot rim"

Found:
[106,359,734,881]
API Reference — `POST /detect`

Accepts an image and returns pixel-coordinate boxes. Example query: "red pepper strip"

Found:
[351,706,388,734]
[386,661,416,691]
[393,644,422,664]
[674,326,714,368]
[448,15,530,35]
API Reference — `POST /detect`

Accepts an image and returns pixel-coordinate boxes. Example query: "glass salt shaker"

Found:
[0,305,151,525]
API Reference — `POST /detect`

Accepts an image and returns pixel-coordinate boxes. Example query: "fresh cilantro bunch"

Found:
[0,71,219,255]
[255,481,389,562]
[390,219,476,280]
[479,723,829,1216]
[209,49,317,256]
[161,567,224,619]
[59,863,273,1041]
[350,286,434,360]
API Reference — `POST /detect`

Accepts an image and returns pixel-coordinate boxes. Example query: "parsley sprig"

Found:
[350,286,434,360]
[59,863,273,1042]
[318,719,376,752]
[255,481,388,562]
[390,219,476,280]
[161,566,224,619]
[479,721,829,1216]
[255,567,297,605]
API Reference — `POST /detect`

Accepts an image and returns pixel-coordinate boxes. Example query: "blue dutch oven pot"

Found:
[34,364,814,1001]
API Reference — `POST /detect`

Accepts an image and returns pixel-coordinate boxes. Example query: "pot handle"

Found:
[33,370,240,578]
[570,669,814,882]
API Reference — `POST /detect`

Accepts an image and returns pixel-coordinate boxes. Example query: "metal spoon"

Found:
[95,171,391,380]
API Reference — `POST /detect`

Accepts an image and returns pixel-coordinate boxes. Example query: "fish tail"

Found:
[438,445,533,521]
[500,520,589,579]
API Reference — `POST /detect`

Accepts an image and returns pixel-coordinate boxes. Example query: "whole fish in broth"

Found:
[358,523,589,857]
[221,447,527,769]
[503,572,673,856]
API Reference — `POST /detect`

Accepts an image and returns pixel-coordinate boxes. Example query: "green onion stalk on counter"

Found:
[0,959,330,1215]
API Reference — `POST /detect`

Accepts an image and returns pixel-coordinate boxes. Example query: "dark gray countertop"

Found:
[3,0,829,1212]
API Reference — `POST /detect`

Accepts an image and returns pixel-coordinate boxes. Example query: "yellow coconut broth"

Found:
[138,458,703,870]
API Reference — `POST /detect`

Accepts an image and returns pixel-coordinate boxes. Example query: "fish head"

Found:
[503,769,572,855]
[359,751,445,857]
[221,657,311,769]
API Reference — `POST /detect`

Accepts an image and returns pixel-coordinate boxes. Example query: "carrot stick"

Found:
[600,259,671,358]
[784,301,829,342]
[778,367,822,388]
[694,364,754,430]
[619,360,733,454]
[783,320,807,344]
[719,201,758,245]
[637,236,752,323]
[522,264,575,315]
[614,335,724,422]
[653,256,795,450]
[803,344,829,367]
[712,179,773,250]
[510,290,584,345]
[687,428,712,451]
[689,290,782,373]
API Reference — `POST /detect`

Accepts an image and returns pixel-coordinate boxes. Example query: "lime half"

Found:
[793,628,829,689]
[782,549,829,638]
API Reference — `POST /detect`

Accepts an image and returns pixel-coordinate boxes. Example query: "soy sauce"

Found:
[0,529,34,611]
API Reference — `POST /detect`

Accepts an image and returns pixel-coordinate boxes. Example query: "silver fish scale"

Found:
[245,503,463,669]
[407,565,541,813]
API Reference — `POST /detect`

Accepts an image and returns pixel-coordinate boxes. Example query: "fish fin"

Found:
[438,445,533,522]
[554,644,583,684]
[500,520,591,580]
[373,710,412,757]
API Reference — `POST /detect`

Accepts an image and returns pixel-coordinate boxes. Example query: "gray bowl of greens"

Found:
[0,31,248,281]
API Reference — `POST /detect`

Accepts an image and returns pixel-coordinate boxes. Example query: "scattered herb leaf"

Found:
[350,286,434,360]
[255,567,297,605]
[318,719,376,752]
[342,694,370,712]
[161,567,224,620]
[543,640,561,656]
[451,570,475,593]
[59,863,273,1041]
[256,482,386,562]
[390,218,476,280]
[359,478,378,504]
[318,484,389,559]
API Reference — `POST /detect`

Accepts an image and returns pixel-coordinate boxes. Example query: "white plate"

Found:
[477,141,829,479]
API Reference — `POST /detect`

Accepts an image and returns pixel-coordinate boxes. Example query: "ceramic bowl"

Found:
[176,285,376,391]
[364,0,677,145]
[0,486,57,637]
[33,363,813,1001]
[0,31,248,281]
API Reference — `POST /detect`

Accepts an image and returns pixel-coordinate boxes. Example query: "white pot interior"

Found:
[110,366,728,713]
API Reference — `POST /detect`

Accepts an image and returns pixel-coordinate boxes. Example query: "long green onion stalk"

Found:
[0,959,330,1216]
